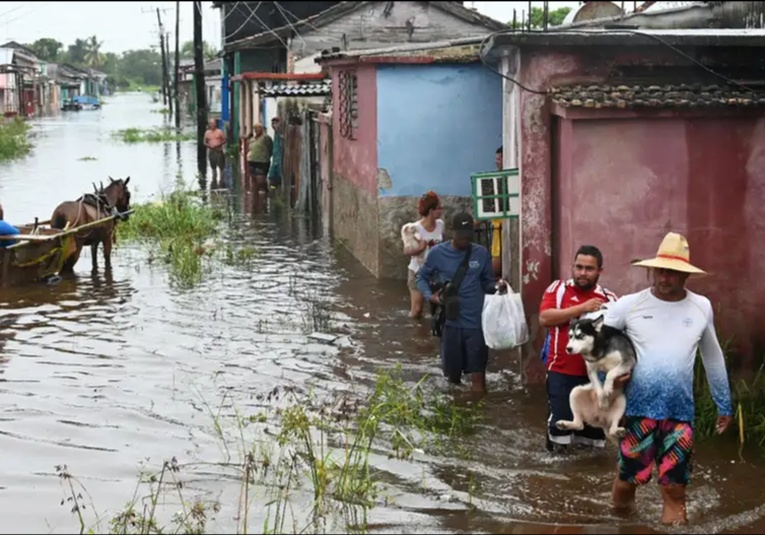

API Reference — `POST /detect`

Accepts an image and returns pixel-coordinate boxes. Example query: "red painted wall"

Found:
[517,46,765,371]
[330,64,378,195]
[556,114,765,364]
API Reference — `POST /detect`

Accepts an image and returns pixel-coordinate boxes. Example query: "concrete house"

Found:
[222,1,507,145]
[482,28,765,373]
[316,38,502,279]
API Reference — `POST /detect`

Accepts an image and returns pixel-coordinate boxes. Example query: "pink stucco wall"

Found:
[330,64,378,195]
[555,112,765,365]
[518,45,765,370]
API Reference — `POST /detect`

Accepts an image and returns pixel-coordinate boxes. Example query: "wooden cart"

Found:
[0,214,125,287]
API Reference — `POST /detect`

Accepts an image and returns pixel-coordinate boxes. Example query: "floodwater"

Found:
[0,93,764,534]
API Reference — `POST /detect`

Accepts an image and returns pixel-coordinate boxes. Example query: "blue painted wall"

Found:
[376,62,502,198]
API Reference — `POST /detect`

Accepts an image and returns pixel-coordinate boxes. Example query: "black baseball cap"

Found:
[452,212,475,240]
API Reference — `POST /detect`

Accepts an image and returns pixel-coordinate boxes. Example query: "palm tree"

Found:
[85,35,104,68]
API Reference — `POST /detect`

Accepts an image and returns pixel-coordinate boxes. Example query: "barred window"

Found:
[338,69,358,140]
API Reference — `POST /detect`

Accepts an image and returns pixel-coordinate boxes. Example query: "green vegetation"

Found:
[78,156,97,162]
[58,366,483,534]
[112,127,194,143]
[694,342,765,447]
[150,108,171,115]
[509,6,572,28]
[0,117,32,162]
[26,37,218,92]
[116,180,257,288]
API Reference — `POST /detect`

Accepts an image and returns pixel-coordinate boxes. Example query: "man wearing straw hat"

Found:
[604,232,733,525]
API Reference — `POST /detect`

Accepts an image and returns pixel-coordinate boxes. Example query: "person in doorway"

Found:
[204,118,226,186]
[246,123,273,193]
[267,117,284,192]
[605,232,732,526]
[403,191,445,319]
[491,146,504,278]
[539,245,620,453]
[416,212,507,394]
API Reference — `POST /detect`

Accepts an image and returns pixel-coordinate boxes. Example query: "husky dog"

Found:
[401,223,426,263]
[555,315,638,439]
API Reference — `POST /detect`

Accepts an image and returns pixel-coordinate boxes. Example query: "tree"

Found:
[28,38,63,62]
[67,38,88,64]
[509,6,572,29]
[85,35,104,68]
[180,39,218,60]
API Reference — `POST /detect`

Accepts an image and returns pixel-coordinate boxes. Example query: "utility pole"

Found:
[166,31,174,118]
[194,0,208,176]
[174,0,181,128]
[156,8,168,106]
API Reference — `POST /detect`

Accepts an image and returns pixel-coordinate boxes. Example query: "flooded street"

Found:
[1,93,765,534]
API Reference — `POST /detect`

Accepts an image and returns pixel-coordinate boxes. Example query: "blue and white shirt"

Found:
[604,288,733,422]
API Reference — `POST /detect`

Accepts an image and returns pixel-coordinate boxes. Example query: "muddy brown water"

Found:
[0,93,764,534]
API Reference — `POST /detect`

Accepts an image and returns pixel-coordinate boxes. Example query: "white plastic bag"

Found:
[482,286,529,350]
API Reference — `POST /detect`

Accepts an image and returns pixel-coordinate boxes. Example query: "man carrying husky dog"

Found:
[605,232,732,525]
[539,245,621,453]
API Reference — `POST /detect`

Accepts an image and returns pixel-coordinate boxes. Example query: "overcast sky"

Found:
[0,1,598,54]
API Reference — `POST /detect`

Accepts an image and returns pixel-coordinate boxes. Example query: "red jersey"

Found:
[539,279,618,377]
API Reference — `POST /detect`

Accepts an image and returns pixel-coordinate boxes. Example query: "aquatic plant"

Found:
[0,116,32,162]
[112,127,194,143]
[117,180,260,288]
[57,366,483,534]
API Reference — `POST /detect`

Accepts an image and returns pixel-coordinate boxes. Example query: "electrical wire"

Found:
[478,27,761,96]
[224,1,262,42]
[274,1,306,49]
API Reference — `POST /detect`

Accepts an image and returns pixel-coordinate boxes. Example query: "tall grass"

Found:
[117,180,256,288]
[113,127,194,143]
[0,116,32,161]
[57,366,483,534]
[694,338,765,447]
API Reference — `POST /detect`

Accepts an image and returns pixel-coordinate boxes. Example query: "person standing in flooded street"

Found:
[246,123,273,193]
[267,117,283,192]
[204,118,226,188]
[539,245,619,453]
[416,212,506,394]
[605,232,733,525]
[403,191,444,319]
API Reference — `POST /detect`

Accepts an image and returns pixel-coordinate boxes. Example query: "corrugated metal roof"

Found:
[261,82,331,97]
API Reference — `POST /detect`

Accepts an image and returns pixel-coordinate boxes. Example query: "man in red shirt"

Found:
[539,245,618,453]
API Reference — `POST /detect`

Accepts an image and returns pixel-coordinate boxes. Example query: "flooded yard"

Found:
[0,93,764,534]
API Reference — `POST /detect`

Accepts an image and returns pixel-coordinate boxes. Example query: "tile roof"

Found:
[261,82,331,97]
[549,83,765,109]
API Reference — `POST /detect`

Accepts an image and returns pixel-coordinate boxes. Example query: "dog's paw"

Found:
[611,427,627,439]
[555,420,570,430]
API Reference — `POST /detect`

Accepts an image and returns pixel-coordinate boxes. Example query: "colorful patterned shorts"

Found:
[617,416,694,486]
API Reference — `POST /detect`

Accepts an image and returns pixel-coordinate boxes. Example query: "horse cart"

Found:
[0,215,123,287]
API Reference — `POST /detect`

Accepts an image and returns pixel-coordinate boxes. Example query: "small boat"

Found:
[0,214,126,287]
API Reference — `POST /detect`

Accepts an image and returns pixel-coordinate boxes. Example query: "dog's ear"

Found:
[569,318,578,328]
[592,315,605,332]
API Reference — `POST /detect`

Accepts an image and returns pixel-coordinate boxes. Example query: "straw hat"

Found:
[631,232,707,276]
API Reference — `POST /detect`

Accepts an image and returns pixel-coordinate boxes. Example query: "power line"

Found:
[224,1,262,41]
[478,28,758,96]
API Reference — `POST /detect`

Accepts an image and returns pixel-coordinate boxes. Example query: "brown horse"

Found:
[50,176,132,273]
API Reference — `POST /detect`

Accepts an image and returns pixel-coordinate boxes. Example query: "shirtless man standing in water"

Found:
[204,118,226,186]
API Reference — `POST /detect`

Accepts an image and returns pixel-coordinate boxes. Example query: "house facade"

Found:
[483,29,765,376]
[222,1,507,146]
[316,39,502,278]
